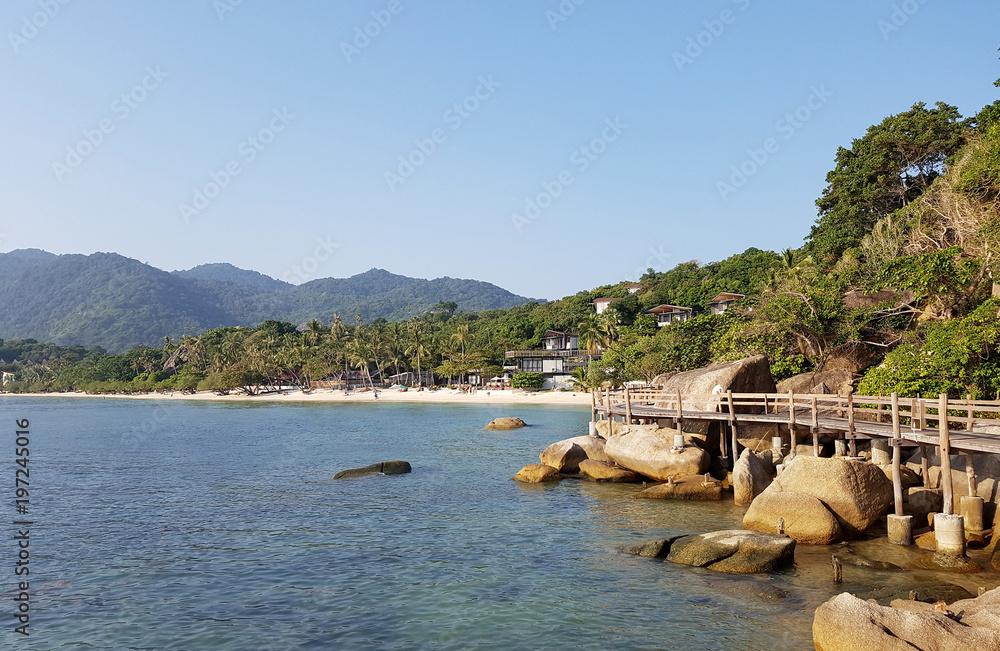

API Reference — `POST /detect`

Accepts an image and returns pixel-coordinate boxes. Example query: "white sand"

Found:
[4,388,593,407]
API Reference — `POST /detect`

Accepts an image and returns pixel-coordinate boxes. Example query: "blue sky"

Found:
[1,0,998,300]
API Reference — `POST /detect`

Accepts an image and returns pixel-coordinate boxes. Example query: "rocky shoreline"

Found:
[508,355,1000,649]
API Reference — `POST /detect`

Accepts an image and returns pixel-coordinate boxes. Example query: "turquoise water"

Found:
[0,397,967,649]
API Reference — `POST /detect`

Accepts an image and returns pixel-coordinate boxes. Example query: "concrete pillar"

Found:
[934,513,966,556]
[672,433,685,450]
[771,436,783,456]
[960,496,985,533]
[887,514,913,546]
[588,421,598,437]
[871,439,891,466]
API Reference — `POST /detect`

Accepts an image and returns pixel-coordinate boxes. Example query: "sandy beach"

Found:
[3,387,593,407]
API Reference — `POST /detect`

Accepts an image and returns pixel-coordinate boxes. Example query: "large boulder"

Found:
[333,460,412,479]
[732,448,775,506]
[655,356,776,413]
[622,537,680,558]
[743,490,843,545]
[905,487,943,523]
[776,369,855,397]
[594,419,625,438]
[763,456,893,536]
[539,436,608,473]
[812,590,1000,650]
[634,476,723,500]
[877,464,922,490]
[578,459,643,483]
[604,425,709,481]
[666,530,795,573]
[511,464,562,483]
[484,417,526,431]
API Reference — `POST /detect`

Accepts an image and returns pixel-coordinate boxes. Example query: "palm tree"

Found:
[451,324,470,386]
[406,321,430,387]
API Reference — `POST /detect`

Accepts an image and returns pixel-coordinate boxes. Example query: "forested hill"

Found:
[0,252,539,351]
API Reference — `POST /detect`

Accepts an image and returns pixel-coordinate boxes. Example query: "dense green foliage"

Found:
[511,372,545,389]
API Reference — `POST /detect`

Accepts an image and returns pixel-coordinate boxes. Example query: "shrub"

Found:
[511,372,545,389]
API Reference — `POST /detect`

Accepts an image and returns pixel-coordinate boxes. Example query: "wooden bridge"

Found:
[591,388,1000,521]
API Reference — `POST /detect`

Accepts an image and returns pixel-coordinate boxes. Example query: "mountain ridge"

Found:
[0,250,541,351]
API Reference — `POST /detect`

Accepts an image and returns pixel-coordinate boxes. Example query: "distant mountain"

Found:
[0,250,539,351]
[172,263,292,293]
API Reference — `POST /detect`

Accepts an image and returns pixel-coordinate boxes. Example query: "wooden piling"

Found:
[675,391,683,438]
[727,390,738,462]
[939,394,954,516]
[787,391,797,459]
[811,396,820,457]
[965,452,977,496]
[847,392,857,457]
[891,392,904,517]
[590,390,597,422]
[625,387,632,425]
[921,445,931,488]
[832,555,843,583]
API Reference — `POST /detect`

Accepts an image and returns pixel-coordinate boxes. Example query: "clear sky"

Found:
[1,0,998,300]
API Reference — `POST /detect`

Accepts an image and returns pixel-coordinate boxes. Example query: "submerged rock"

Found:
[540,436,608,473]
[666,530,795,574]
[333,460,412,479]
[634,476,723,501]
[512,464,562,483]
[622,537,680,559]
[484,417,526,431]
[813,590,1000,650]
[578,459,643,483]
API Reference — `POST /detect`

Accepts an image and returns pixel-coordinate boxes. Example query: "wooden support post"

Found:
[910,397,919,431]
[590,390,597,422]
[788,391,797,459]
[891,392,904,517]
[939,394,954,516]
[921,445,930,488]
[762,394,768,415]
[727,389,738,461]
[966,394,974,433]
[847,392,857,457]
[624,387,632,425]
[675,391,683,437]
[832,555,843,583]
[811,396,820,457]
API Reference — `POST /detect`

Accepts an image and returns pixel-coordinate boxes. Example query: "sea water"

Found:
[0,397,991,649]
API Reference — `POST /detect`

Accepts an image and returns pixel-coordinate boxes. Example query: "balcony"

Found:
[504,349,599,359]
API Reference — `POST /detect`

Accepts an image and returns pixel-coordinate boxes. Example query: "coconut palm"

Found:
[406,321,430,387]
[451,324,470,386]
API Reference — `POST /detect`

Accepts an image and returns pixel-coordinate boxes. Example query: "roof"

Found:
[709,292,746,304]
[593,297,622,304]
[646,304,692,314]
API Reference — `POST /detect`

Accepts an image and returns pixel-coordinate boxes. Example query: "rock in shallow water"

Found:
[743,490,843,544]
[512,464,562,483]
[604,425,709,481]
[540,436,608,473]
[484,417,526,431]
[634,476,723,500]
[813,590,1000,650]
[666,530,795,573]
[333,460,412,479]
[578,459,643,482]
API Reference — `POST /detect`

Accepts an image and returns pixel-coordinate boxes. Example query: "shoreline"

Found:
[0,387,593,407]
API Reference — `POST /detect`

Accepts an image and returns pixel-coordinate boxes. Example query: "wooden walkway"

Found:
[593,389,1000,455]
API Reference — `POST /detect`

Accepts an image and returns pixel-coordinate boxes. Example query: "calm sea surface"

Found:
[0,397,980,649]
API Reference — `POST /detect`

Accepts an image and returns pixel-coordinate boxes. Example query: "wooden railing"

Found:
[592,388,1000,433]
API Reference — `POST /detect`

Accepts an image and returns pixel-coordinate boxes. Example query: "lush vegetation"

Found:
[6,59,1000,400]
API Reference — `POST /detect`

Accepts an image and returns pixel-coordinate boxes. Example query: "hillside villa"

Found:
[504,330,595,390]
